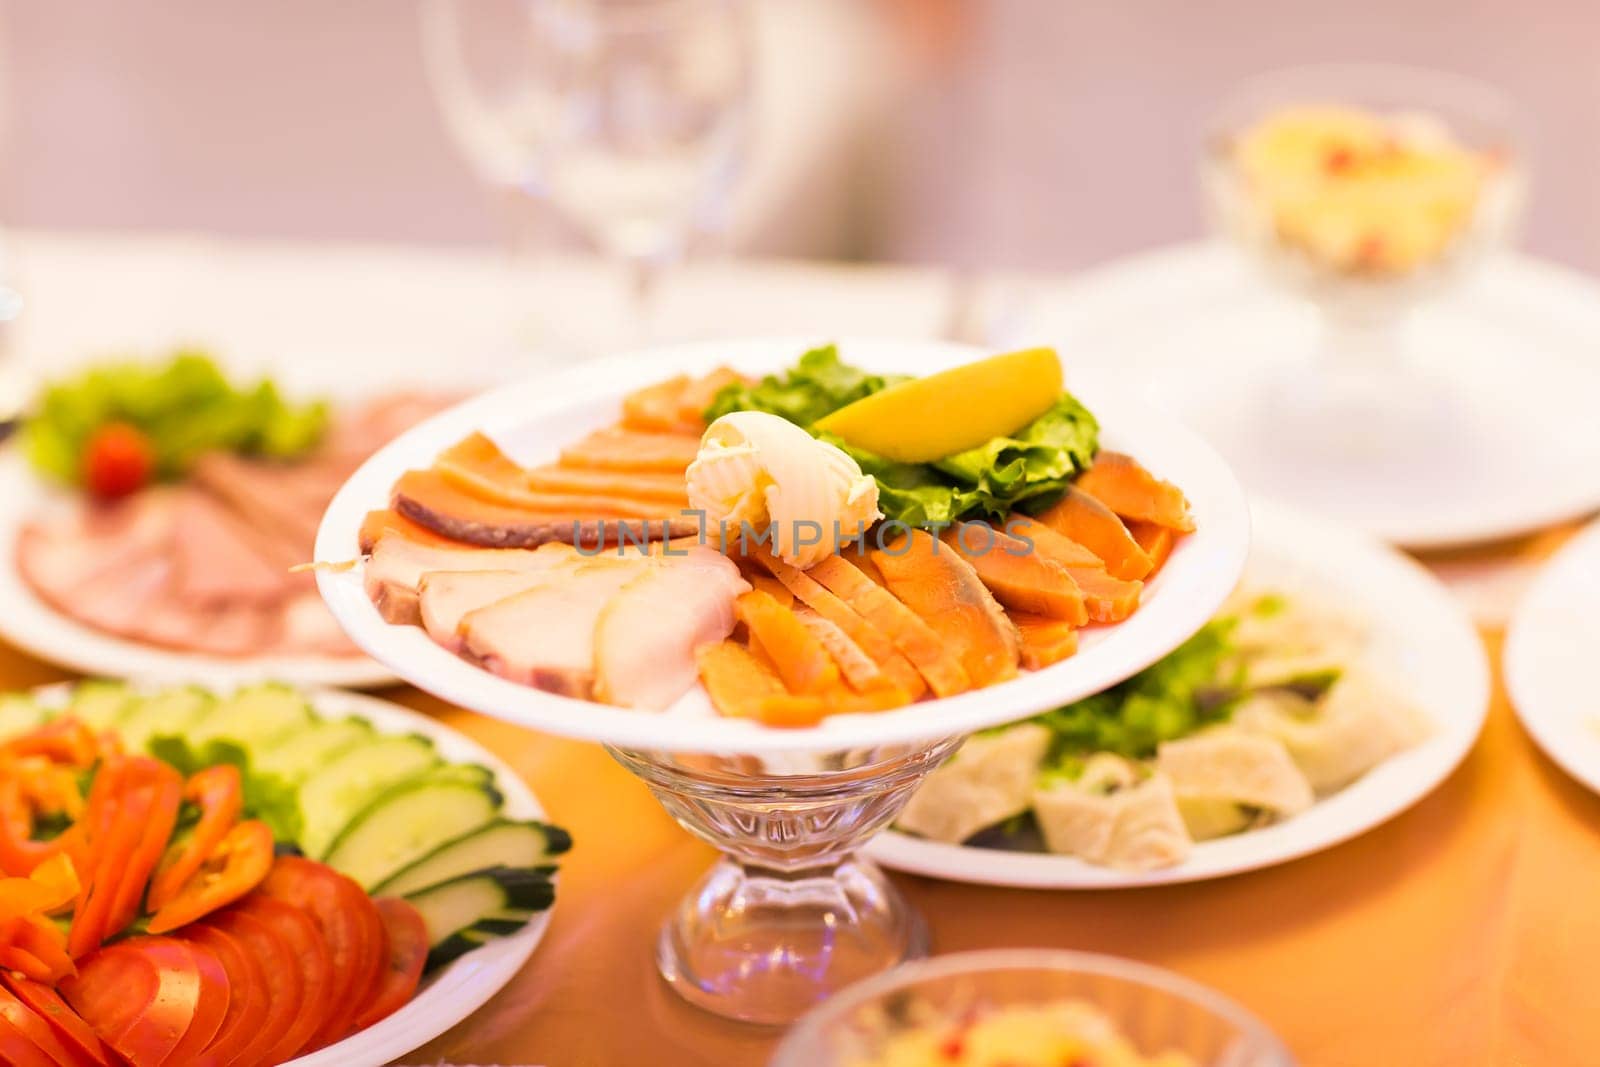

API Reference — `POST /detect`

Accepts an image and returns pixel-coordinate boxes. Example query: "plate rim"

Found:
[1504,516,1600,796]
[866,499,1491,888]
[314,335,1252,755]
[0,450,396,689]
[1015,241,1600,549]
[26,680,554,1067]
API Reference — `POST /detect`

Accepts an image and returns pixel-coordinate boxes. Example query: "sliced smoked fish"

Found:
[358,508,458,553]
[870,530,1018,689]
[736,589,841,695]
[418,569,557,650]
[593,550,748,710]
[621,375,703,435]
[675,366,748,424]
[459,557,647,696]
[525,465,688,505]
[1002,514,1106,569]
[558,428,701,472]
[939,523,1088,626]
[792,605,887,692]
[365,537,568,625]
[1068,566,1144,623]
[697,640,797,720]
[842,543,890,587]
[1032,486,1153,580]
[1126,520,1176,575]
[752,549,927,699]
[1009,611,1080,669]
[1073,451,1195,532]
[436,432,677,519]
[393,469,695,548]
[743,569,795,607]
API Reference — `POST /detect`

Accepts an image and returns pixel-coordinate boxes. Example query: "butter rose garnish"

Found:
[686,411,881,568]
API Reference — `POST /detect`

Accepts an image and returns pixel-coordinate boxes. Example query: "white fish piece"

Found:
[1156,728,1314,817]
[896,724,1051,843]
[1233,668,1430,793]
[1033,770,1193,871]
[363,537,570,625]
[592,548,750,710]
[418,569,565,651]
[458,556,648,697]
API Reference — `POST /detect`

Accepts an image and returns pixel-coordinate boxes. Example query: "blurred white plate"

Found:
[29,682,555,1067]
[1504,518,1600,794]
[866,500,1489,888]
[0,451,395,688]
[1005,242,1600,548]
[316,336,1250,755]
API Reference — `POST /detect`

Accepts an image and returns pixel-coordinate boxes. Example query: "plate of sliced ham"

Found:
[0,394,450,687]
[314,337,1252,754]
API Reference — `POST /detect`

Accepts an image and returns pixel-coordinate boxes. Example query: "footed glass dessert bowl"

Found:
[314,337,1250,1024]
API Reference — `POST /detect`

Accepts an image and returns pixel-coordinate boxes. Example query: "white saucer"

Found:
[316,336,1250,755]
[1006,243,1600,548]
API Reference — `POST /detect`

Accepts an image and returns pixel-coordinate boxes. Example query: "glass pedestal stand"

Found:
[608,737,962,1026]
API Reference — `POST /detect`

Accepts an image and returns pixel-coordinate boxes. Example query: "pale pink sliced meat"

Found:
[459,557,649,697]
[276,591,362,656]
[191,452,324,551]
[70,554,175,638]
[364,537,572,625]
[592,549,749,710]
[16,491,177,611]
[170,489,290,606]
[418,569,559,651]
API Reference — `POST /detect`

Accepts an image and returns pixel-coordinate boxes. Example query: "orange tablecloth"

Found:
[1,542,1593,1067]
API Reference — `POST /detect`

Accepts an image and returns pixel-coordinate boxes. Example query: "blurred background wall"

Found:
[5,0,1596,273]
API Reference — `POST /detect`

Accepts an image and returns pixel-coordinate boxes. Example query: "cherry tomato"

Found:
[147,820,272,935]
[0,982,99,1067]
[351,898,429,1033]
[178,924,268,1067]
[147,766,243,914]
[0,975,111,1067]
[59,936,201,1067]
[82,422,155,500]
[204,907,303,1067]
[255,856,384,1048]
[232,896,333,1061]
[159,938,229,1067]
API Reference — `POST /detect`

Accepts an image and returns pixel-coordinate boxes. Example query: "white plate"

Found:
[1003,242,1600,548]
[1504,518,1600,795]
[0,452,395,689]
[866,500,1490,888]
[28,681,555,1067]
[315,336,1250,755]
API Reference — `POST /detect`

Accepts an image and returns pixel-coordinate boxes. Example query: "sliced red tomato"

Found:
[0,976,111,1067]
[147,821,273,935]
[0,1010,58,1067]
[105,760,182,938]
[178,923,267,1067]
[59,936,202,1067]
[159,938,229,1067]
[352,898,428,1033]
[146,766,243,914]
[232,896,333,1061]
[255,856,384,1048]
[0,982,99,1067]
[204,907,303,1067]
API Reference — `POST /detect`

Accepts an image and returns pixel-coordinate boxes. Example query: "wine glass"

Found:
[1199,65,1525,494]
[420,0,754,342]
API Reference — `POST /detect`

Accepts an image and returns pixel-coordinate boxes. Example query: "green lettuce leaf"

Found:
[935,394,1100,516]
[703,344,906,426]
[146,734,304,844]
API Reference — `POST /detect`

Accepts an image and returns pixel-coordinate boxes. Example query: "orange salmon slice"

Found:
[1073,451,1195,532]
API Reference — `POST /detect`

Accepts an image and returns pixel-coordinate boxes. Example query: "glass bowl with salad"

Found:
[770,948,1294,1067]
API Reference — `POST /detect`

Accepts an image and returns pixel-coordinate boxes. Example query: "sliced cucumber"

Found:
[323,773,503,889]
[404,867,554,969]
[66,681,135,729]
[372,819,571,897]
[253,717,374,784]
[0,694,52,741]
[119,687,214,753]
[297,734,442,860]
[191,682,314,748]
